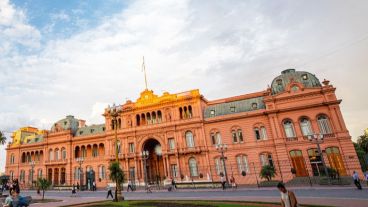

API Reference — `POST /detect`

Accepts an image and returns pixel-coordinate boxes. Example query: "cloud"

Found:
[0,0,40,54]
[1,0,368,172]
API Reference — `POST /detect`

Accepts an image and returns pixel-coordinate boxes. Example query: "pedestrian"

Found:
[353,171,362,190]
[146,184,152,193]
[77,182,80,191]
[93,181,96,191]
[13,179,20,194]
[365,171,368,186]
[230,175,237,190]
[3,189,15,207]
[171,177,177,190]
[127,180,133,192]
[106,184,114,199]
[37,187,41,196]
[220,175,226,190]
[71,184,76,197]
[277,182,298,207]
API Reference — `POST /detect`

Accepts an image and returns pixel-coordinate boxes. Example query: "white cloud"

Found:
[0,0,40,53]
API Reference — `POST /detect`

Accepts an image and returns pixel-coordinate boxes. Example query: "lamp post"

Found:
[108,104,124,201]
[307,133,330,183]
[30,161,35,189]
[216,144,229,186]
[76,157,84,190]
[141,150,149,192]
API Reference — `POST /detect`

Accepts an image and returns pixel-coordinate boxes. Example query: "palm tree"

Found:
[109,161,125,202]
[0,131,6,145]
[260,165,277,181]
[37,178,51,200]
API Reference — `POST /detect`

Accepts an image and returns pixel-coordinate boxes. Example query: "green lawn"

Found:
[70,200,334,207]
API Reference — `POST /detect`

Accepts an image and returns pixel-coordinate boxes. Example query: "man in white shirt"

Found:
[277,182,298,207]
[353,171,362,190]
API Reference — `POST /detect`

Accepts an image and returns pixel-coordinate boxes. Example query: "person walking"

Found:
[93,181,96,191]
[353,171,362,190]
[171,177,177,190]
[220,175,226,190]
[127,180,133,192]
[277,182,298,207]
[71,184,77,197]
[77,182,80,191]
[106,184,114,199]
[230,175,237,190]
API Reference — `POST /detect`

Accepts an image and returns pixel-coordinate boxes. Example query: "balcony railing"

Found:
[45,159,68,165]
[286,133,336,142]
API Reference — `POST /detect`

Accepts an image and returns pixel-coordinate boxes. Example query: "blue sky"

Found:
[1,0,368,172]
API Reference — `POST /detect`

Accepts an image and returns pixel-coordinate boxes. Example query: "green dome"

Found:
[51,115,79,134]
[271,69,321,95]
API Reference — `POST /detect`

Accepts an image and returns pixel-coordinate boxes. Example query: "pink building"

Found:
[5,69,361,189]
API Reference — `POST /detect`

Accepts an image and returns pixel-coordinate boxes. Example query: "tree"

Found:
[109,161,125,202]
[260,165,276,181]
[37,178,51,200]
[357,133,368,153]
[0,131,6,145]
[354,142,368,172]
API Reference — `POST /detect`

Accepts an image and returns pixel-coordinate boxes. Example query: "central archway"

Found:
[143,138,164,184]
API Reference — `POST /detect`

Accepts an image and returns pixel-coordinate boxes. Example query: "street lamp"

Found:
[30,161,35,189]
[215,144,229,187]
[76,157,84,190]
[307,133,330,183]
[141,150,149,192]
[108,104,124,201]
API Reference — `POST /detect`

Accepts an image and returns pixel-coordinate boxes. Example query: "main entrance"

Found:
[143,139,165,184]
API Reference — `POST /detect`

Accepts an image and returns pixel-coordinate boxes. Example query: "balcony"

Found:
[45,159,68,165]
[178,146,204,155]
[286,133,336,142]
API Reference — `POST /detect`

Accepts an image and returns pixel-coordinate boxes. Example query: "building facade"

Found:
[5,69,362,188]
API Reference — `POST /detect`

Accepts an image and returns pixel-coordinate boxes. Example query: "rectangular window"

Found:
[260,127,267,140]
[211,133,216,145]
[232,131,238,143]
[255,128,261,140]
[129,167,135,180]
[210,110,216,117]
[129,143,135,153]
[168,138,175,150]
[215,158,225,175]
[237,155,249,173]
[238,130,244,142]
[171,164,178,177]
[230,106,236,112]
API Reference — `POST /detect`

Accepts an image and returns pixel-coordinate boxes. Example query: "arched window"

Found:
[215,132,222,145]
[81,146,87,158]
[232,130,237,143]
[37,169,43,178]
[141,113,146,125]
[183,106,188,119]
[146,113,151,124]
[152,111,157,124]
[188,105,193,118]
[238,129,244,142]
[236,155,249,174]
[157,111,162,123]
[20,170,25,182]
[283,120,296,138]
[215,157,225,175]
[118,118,122,129]
[179,107,183,119]
[260,153,274,167]
[10,171,14,180]
[54,149,59,160]
[99,165,106,180]
[136,114,140,126]
[326,147,346,176]
[92,145,98,157]
[49,149,54,161]
[317,115,332,134]
[188,158,198,177]
[21,153,26,163]
[300,118,313,136]
[61,148,67,160]
[10,154,15,164]
[185,131,195,148]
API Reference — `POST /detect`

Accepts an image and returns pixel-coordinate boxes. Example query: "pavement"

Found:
[13,186,368,207]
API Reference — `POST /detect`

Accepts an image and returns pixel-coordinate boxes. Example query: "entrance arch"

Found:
[142,138,165,184]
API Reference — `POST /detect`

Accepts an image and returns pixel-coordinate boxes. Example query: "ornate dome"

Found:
[51,115,79,134]
[271,69,321,95]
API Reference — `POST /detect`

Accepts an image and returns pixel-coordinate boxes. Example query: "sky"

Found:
[1,0,368,172]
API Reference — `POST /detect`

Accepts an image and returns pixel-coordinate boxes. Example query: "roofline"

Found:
[207,90,267,105]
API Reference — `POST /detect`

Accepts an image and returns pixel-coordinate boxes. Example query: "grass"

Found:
[64,200,334,207]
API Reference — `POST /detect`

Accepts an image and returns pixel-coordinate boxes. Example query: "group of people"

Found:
[220,175,237,190]
[1,179,31,207]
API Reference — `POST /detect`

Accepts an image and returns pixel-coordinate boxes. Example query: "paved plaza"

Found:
[16,187,368,207]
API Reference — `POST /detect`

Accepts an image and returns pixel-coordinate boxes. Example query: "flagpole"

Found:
[142,56,148,90]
